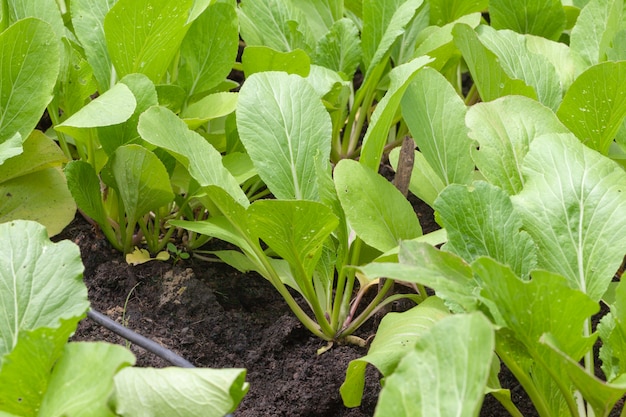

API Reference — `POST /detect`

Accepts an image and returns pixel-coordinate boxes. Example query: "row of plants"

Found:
[1,0,626,415]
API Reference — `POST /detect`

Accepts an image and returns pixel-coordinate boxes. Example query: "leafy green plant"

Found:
[0,220,248,417]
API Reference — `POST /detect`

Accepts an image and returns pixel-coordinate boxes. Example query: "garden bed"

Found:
[61,199,539,416]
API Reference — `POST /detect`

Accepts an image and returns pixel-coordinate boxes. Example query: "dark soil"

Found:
[57,198,620,416]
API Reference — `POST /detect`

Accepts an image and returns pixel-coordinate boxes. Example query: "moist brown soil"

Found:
[57,202,619,416]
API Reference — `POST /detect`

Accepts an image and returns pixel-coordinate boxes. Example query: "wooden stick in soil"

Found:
[378,136,415,316]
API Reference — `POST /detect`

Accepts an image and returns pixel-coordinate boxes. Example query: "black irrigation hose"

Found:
[87,308,195,368]
[87,308,236,417]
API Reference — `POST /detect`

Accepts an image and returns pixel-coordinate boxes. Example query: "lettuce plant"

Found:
[0,220,248,417]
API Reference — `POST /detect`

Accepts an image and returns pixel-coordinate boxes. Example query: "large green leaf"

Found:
[238,0,313,53]
[138,106,248,207]
[0,221,86,358]
[237,72,332,200]
[512,133,626,302]
[374,313,494,417]
[453,24,537,103]
[429,0,488,25]
[341,297,449,407]
[71,0,116,92]
[39,342,135,417]
[334,159,422,252]
[490,0,566,40]
[435,182,537,279]
[557,61,626,155]
[104,0,193,83]
[359,56,432,170]
[101,144,174,229]
[475,26,562,110]
[525,35,586,93]
[0,132,75,236]
[467,95,570,194]
[313,18,362,79]
[248,200,338,294]
[401,67,474,185]
[0,18,59,144]
[113,367,248,417]
[570,0,623,66]
[178,2,238,99]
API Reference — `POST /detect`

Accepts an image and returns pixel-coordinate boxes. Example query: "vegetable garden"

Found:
[2,0,626,415]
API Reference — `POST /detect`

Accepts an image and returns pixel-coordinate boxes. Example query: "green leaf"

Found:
[241,46,311,77]
[237,72,332,200]
[475,26,562,110]
[138,106,248,207]
[542,336,626,417]
[0,132,75,236]
[178,3,238,98]
[248,200,338,289]
[435,182,537,278]
[291,0,342,38]
[478,260,598,363]
[556,61,626,155]
[39,342,135,417]
[335,159,422,252]
[570,0,623,66]
[362,241,478,312]
[401,67,474,185]
[314,18,362,79]
[429,0,488,25]
[104,0,193,83]
[98,73,159,155]
[0,133,21,165]
[181,92,238,130]
[359,55,432,170]
[490,0,566,40]
[64,161,107,228]
[467,95,570,194]
[453,23,537,103]
[340,297,449,407]
[525,35,587,93]
[361,0,424,73]
[102,144,174,228]
[0,321,77,416]
[413,13,482,71]
[113,367,248,417]
[56,82,137,134]
[71,0,116,92]
[238,0,313,53]
[374,313,494,417]
[0,18,59,144]
[512,133,626,301]
[5,0,64,40]
[599,280,626,381]
[0,220,87,358]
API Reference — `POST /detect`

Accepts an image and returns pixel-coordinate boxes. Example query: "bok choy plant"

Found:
[162,69,443,349]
